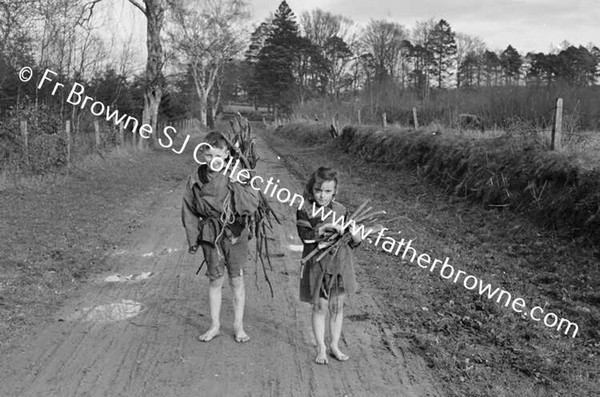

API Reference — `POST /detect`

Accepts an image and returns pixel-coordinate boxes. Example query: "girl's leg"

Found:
[312,298,329,364]
[329,293,349,361]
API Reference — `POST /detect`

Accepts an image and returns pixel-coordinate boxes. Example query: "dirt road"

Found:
[0,135,442,397]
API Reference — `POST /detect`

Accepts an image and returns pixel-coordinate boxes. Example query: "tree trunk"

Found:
[199,94,208,128]
[137,0,165,149]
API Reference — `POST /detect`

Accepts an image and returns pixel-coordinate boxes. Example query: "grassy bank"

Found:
[274,122,600,249]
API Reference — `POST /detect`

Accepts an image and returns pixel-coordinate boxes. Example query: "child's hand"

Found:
[318,223,344,236]
[349,223,363,243]
[188,245,198,254]
[228,167,251,184]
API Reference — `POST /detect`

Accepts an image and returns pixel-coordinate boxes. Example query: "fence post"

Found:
[94,120,101,151]
[20,120,28,164]
[412,107,419,129]
[551,98,563,151]
[382,112,387,128]
[357,109,361,125]
[65,120,71,166]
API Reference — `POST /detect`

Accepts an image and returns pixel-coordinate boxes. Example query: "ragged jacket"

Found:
[181,163,259,249]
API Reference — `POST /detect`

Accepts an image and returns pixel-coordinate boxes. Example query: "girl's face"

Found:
[312,179,336,206]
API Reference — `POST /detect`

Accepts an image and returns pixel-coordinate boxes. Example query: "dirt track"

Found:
[0,135,442,397]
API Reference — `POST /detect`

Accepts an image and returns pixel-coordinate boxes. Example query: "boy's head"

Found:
[202,131,230,169]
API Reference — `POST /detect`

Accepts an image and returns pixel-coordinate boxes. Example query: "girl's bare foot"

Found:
[198,327,221,342]
[234,329,250,343]
[315,348,329,365]
[329,347,349,362]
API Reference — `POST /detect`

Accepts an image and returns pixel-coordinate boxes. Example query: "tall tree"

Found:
[169,0,249,127]
[300,9,354,97]
[455,33,486,87]
[483,50,501,86]
[499,45,522,85]
[410,19,436,99]
[323,35,353,97]
[128,0,167,147]
[361,20,408,84]
[253,0,301,114]
[244,21,270,107]
[458,51,480,88]
[426,19,457,88]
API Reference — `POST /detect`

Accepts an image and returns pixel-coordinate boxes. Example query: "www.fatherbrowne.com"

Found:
[204,152,579,339]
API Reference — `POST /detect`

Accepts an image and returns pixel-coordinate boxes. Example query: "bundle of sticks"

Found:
[225,113,280,297]
[301,199,386,264]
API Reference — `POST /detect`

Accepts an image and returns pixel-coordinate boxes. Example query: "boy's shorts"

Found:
[201,229,250,280]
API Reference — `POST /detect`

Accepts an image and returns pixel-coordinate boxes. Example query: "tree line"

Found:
[238,1,599,114]
[1,0,599,135]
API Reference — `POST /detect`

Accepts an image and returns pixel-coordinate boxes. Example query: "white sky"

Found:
[100,0,600,72]
[260,0,600,52]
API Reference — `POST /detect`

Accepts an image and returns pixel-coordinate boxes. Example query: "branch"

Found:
[128,0,146,15]
[77,0,103,26]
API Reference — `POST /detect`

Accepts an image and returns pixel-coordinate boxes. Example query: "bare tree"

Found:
[455,32,486,87]
[300,9,355,98]
[361,20,408,84]
[128,0,167,147]
[168,0,249,128]
[411,18,436,100]
[300,9,352,48]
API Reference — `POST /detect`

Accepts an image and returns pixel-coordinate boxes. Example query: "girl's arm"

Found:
[296,209,319,243]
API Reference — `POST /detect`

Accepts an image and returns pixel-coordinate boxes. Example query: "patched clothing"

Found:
[182,164,259,279]
[296,200,359,303]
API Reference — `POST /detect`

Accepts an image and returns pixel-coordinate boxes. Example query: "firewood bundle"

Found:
[301,199,385,264]
[226,113,280,297]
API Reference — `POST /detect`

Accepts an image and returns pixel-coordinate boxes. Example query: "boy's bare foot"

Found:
[198,327,221,342]
[315,349,329,365]
[329,347,349,362]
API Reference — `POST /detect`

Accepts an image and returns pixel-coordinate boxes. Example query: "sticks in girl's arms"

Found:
[301,200,386,264]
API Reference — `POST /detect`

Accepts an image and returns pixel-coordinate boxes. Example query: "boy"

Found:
[182,131,259,343]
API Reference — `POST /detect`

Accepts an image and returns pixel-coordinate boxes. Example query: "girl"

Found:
[296,166,363,365]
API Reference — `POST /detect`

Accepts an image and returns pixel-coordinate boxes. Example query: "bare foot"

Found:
[329,347,349,362]
[198,327,221,342]
[315,349,329,365]
[234,329,250,343]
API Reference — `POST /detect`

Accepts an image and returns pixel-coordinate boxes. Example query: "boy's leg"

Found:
[199,275,224,342]
[199,243,225,342]
[230,276,249,342]
[329,293,349,361]
[224,229,250,343]
[312,298,329,364]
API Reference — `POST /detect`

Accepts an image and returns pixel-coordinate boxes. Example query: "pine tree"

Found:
[500,45,522,85]
[426,19,457,88]
[483,50,501,86]
[253,1,301,113]
[244,22,271,106]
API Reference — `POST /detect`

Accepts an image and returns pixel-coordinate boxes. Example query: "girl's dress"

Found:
[296,200,359,304]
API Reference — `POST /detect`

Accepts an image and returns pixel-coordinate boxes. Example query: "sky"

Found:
[251,0,600,53]
[100,0,600,72]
